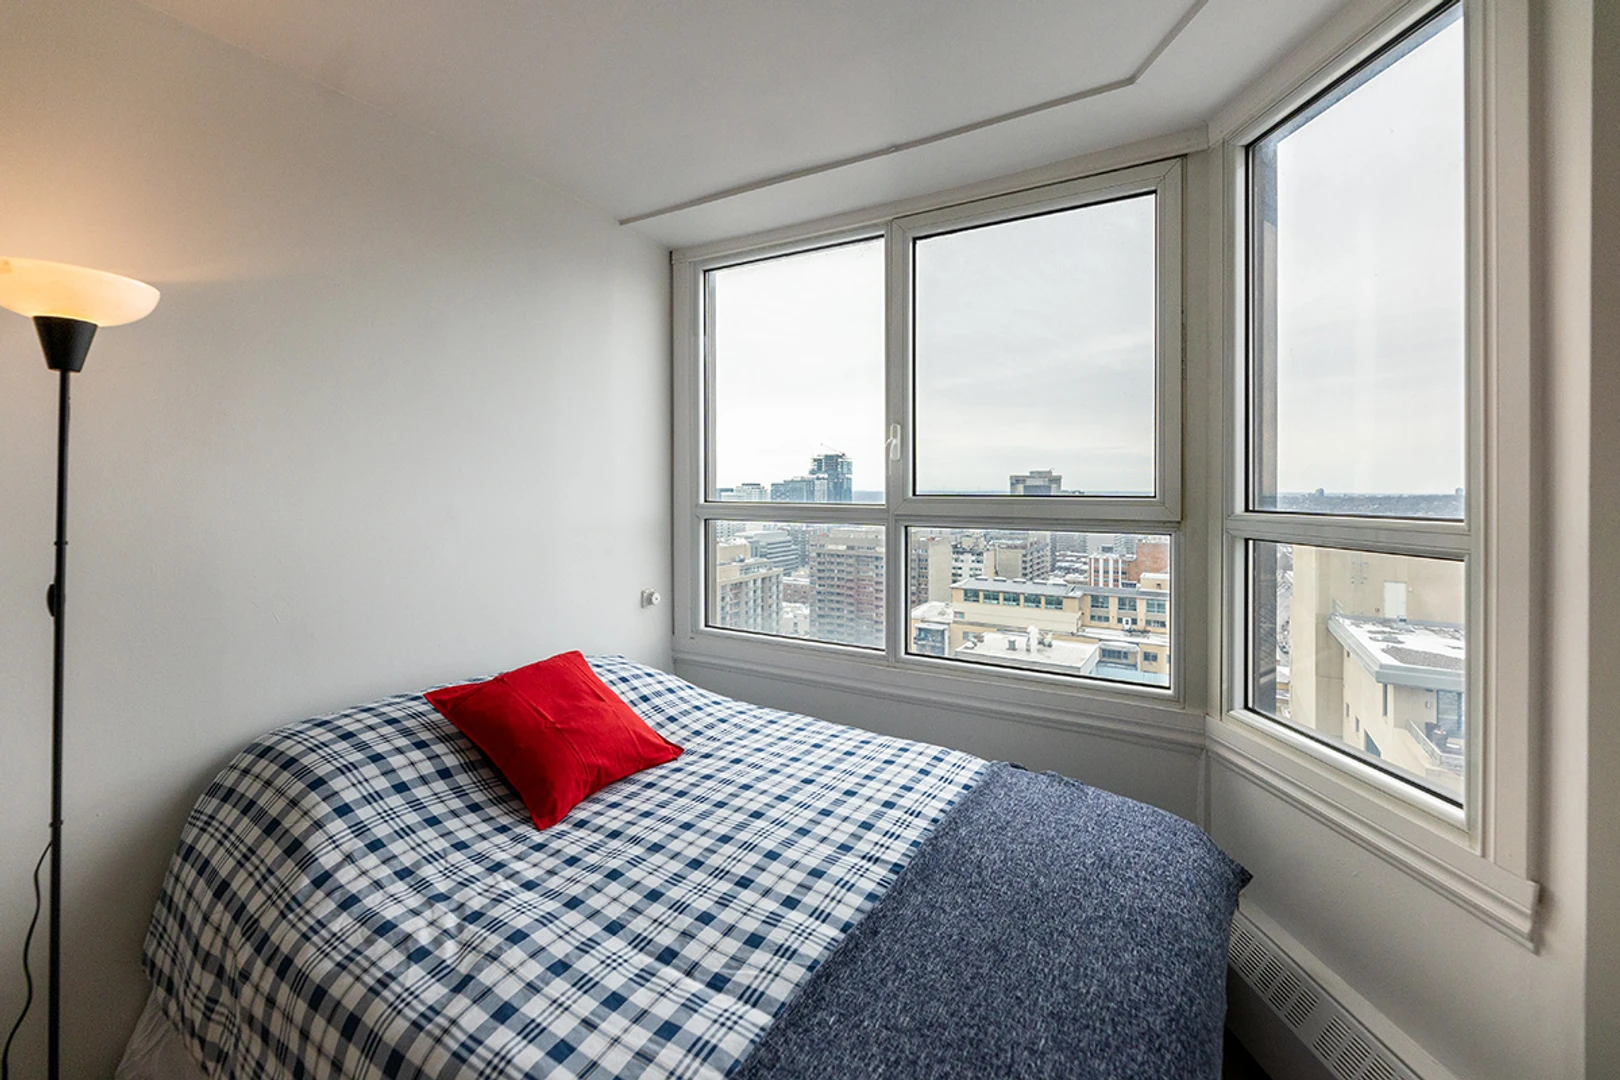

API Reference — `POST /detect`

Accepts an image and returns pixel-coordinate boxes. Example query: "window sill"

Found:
[1207,713,1540,948]
[672,630,1205,754]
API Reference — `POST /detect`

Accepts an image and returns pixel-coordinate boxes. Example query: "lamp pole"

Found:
[36,317,93,1080]
[46,364,73,1080]
[0,261,158,1080]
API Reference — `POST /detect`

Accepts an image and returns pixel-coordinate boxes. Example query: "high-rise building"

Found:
[809,528,885,647]
[712,540,783,634]
[908,535,955,607]
[781,573,812,605]
[771,452,854,503]
[1009,470,1063,495]
[770,475,827,502]
[742,529,801,573]
[718,482,769,502]
[985,532,1053,580]
[811,452,854,502]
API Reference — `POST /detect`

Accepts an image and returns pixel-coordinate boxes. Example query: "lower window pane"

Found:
[1250,541,1466,803]
[708,522,885,648]
[906,527,1171,687]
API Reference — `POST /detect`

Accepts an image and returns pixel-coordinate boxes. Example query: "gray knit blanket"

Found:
[730,762,1250,1080]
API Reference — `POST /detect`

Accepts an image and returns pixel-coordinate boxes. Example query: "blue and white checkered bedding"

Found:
[142,656,985,1079]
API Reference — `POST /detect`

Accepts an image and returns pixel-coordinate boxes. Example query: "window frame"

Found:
[672,160,1191,718]
[889,165,1183,526]
[1211,0,1538,944]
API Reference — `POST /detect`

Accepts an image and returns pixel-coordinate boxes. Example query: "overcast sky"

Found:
[711,13,1464,501]
[1272,15,1465,497]
[712,240,886,494]
[913,195,1155,494]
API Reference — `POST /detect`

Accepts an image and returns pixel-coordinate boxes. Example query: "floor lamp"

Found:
[0,258,158,1080]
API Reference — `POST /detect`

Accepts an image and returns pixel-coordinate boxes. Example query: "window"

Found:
[680,161,1182,696]
[1234,2,1470,810]
[1248,6,1465,522]
[1249,542,1466,801]
[707,522,884,649]
[708,241,884,505]
[908,528,1173,685]
[913,195,1157,497]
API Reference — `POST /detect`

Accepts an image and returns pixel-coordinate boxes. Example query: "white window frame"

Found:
[1209,0,1539,945]
[672,159,1199,742]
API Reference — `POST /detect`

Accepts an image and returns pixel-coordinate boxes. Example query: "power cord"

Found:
[0,841,49,1080]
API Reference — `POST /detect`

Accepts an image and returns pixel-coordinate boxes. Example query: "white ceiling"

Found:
[138,0,1350,248]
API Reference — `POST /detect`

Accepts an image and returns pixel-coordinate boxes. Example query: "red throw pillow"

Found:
[425,651,683,829]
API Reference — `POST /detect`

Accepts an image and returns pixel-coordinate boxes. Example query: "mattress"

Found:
[138,656,984,1079]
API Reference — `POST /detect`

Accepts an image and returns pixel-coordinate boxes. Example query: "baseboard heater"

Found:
[1229,910,1420,1080]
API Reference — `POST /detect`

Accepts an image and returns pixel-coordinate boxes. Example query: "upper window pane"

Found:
[709,240,884,504]
[1250,5,1465,520]
[912,195,1157,497]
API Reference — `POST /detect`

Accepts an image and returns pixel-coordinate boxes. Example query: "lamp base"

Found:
[33,317,96,373]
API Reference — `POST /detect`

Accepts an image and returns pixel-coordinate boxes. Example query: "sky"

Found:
[710,11,1466,502]
[913,195,1156,495]
[712,240,886,494]
[1270,14,1465,497]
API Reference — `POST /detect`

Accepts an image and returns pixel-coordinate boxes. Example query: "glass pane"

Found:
[1250,541,1466,803]
[709,241,884,504]
[708,521,884,648]
[1250,5,1465,519]
[906,527,1171,687]
[913,195,1157,497]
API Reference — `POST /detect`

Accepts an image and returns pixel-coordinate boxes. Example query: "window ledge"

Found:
[672,634,1205,755]
[1208,714,1540,948]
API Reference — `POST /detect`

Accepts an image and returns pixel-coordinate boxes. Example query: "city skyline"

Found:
[711,519,1173,688]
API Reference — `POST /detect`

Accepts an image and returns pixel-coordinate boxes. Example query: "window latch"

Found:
[886,424,902,472]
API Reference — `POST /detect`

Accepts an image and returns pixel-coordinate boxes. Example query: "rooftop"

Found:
[955,630,1099,673]
[1328,614,1466,692]
[954,576,1162,599]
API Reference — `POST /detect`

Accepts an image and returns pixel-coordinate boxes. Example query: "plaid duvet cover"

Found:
[142,656,984,1079]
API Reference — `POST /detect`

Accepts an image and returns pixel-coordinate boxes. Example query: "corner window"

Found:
[681,161,1183,696]
[1235,2,1470,809]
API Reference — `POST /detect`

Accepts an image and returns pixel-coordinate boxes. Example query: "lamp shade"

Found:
[0,257,159,327]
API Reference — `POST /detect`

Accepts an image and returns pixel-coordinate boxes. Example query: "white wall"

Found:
[677,658,1205,822]
[0,1,671,1075]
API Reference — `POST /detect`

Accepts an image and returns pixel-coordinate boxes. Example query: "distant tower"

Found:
[1009,470,1062,496]
[811,452,854,503]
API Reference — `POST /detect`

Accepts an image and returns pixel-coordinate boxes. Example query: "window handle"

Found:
[886,424,902,463]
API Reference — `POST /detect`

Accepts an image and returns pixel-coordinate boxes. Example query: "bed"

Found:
[119,656,1247,1079]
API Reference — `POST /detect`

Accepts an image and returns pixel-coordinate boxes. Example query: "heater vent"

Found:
[1229,912,1421,1080]
[1364,1058,1401,1080]
[1283,986,1320,1028]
